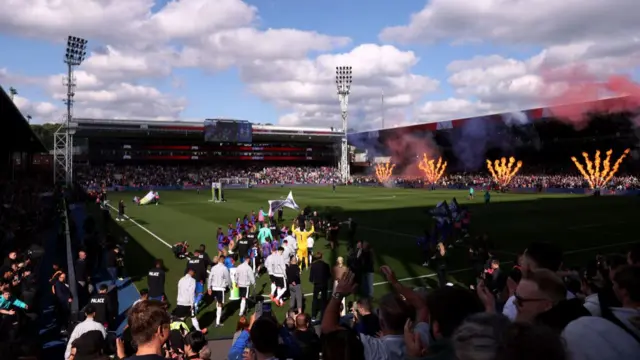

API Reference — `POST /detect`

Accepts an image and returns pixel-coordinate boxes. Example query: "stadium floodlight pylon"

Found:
[53,35,88,185]
[336,66,352,183]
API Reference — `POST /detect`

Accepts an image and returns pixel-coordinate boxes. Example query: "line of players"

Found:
[149,210,327,330]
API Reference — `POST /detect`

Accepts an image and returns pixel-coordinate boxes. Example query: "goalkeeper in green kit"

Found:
[258,223,273,244]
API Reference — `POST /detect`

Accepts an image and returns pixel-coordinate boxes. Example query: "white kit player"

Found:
[271,247,288,307]
[208,255,231,328]
[175,269,201,331]
[234,257,255,316]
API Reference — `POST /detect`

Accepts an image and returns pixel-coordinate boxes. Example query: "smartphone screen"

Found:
[262,302,272,315]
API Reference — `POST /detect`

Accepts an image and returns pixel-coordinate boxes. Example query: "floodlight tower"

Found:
[53,36,87,185]
[336,66,352,182]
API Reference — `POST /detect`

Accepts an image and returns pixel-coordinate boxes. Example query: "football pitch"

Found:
[101,186,639,338]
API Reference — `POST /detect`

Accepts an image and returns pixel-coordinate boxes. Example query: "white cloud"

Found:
[3,0,413,128]
[242,44,439,128]
[380,1,640,124]
[11,95,59,124]
[380,0,640,47]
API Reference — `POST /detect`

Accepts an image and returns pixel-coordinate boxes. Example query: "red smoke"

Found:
[384,131,439,178]
[541,66,640,129]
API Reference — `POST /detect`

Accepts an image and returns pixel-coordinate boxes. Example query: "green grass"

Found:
[100,187,639,338]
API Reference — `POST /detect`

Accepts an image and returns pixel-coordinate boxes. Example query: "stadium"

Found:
[3,78,640,358]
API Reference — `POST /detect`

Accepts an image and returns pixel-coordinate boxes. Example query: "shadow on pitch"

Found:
[307,191,639,287]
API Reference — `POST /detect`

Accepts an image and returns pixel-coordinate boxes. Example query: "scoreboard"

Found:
[204,119,252,143]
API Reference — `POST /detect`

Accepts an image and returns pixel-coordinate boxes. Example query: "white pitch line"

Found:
[105,203,638,299]
[564,240,639,255]
[105,204,172,249]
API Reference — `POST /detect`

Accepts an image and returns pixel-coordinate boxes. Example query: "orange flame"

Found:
[486,157,523,186]
[570,149,630,189]
[418,154,447,184]
[374,161,395,183]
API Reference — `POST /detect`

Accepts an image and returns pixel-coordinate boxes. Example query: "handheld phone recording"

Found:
[261,302,272,317]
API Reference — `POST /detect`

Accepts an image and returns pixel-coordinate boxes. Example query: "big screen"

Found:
[204,119,252,143]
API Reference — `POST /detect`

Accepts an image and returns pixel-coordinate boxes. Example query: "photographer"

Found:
[173,241,189,259]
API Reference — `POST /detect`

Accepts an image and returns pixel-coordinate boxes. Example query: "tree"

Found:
[9,87,17,101]
[30,123,59,151]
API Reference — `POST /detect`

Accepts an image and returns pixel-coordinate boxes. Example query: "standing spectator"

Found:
[287,257,302,314]
[64,305,106,360]
[502,242,567,321]
[359,242,375,297]
[182,331,208,360]
[352,298,380,337]
[294,313,320,360]
[309,252,331,322]
[116,200,126,222]
[332,257,348,316]
[52,272,73,332]
[147,259,166,301]
[432,242,449,288]
[116,300,171,360]
[105,247,119,285]
[451,313,511,360]
[75,251,91,293]
[514,269,589,332]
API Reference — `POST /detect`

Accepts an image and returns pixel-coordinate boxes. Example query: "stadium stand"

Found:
[43,97,640,360]
[0,85,58,359]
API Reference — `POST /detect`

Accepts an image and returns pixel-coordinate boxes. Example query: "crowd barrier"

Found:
[84,184,640,196]
[61,198,80,318]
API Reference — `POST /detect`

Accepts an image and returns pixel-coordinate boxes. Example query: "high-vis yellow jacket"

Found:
[293,225,314,250]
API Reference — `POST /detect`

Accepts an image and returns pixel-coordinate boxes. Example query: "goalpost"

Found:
[209,183,223,203]
[208,178,250,203]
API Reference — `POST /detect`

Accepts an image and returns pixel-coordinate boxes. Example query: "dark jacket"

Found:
[535,298,591,333]
[309,260,330,287]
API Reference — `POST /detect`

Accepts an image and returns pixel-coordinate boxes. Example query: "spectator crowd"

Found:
[75,165,639,190]
[1,176,57,359]
[76,165,341,189]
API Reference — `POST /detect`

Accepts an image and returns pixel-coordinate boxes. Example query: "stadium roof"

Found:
[350,96,639,138]
[69,118,345,143]
[0,85,46,153]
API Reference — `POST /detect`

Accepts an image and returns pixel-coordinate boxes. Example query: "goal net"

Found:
[219,177,250,189]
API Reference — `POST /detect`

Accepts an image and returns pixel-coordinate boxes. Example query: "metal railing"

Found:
[62,198,79,318]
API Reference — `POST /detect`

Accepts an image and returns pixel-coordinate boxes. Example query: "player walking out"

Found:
[293,222,314,270]
[468,186,475,200]
[264,247,277,300]
[208,256,231,327]
[257,223,273,245]
[270,247,288,307]
[175,269,201,331]
[234,257,255,316]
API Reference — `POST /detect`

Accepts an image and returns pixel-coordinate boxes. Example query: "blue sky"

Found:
[0,0,637,127]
